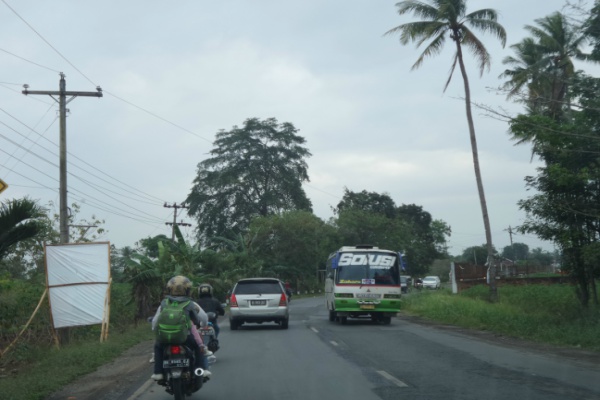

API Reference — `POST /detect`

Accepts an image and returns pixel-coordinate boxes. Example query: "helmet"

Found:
[198,283,213,297]
[167,275,192,296]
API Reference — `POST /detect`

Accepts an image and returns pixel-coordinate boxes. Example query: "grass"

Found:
[402,284,600,351]
[0,324,153,400]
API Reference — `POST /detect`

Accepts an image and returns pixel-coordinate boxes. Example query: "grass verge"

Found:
[402,284,600,351]
[0,324,153,400]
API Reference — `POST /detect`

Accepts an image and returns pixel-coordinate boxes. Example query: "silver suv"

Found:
[229,278,289,330]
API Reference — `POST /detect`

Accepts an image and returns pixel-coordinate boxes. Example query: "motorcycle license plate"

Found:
[250,300,266,306]
[163,358,190,368]
[360,305,375,310]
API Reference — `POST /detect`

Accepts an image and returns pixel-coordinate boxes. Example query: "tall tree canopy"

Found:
[386,0,506,300]
[186,117,312,245]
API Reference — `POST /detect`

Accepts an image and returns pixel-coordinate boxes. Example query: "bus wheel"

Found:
[340,316,347,325]
[382,316,391,325]
[329,310,336,322]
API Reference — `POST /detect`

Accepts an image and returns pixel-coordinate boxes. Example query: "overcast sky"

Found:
[1,0,592,256]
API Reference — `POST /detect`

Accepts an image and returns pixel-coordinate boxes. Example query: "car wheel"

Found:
[382,316,392,325]
[281,318,289,329]
[340,316,347,325]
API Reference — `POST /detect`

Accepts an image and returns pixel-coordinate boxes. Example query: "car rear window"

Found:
[234,281,282,295]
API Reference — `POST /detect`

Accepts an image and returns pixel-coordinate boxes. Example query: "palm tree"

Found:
[500,37,548,112]
[0,198,44,261]
[504,12,593,120]
[386,0,506,300]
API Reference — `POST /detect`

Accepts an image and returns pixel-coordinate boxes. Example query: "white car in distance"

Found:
[422,276,441,289]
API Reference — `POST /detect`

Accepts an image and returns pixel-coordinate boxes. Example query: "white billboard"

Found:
[45,242,111,329]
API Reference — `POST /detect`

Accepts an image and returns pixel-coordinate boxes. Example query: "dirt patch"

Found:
[45,340,154,400]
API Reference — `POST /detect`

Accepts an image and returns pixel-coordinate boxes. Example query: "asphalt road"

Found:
[52,295,600,400]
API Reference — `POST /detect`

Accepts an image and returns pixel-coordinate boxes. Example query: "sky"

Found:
[0,0,592,256]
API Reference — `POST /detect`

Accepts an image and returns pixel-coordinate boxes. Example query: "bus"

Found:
[325,245,402,324]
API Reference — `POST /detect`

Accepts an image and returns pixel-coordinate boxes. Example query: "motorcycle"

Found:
[159,343,205,400]
[200,312,220,356]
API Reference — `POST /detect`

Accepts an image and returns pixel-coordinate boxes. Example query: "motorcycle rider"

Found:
[151,275,211,381]
[196,283,225,338]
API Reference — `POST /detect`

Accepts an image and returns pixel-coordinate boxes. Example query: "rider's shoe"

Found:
[204,350,213,356]
[149,354,155,363]
[151,373,164,381]
[202,370,212,381]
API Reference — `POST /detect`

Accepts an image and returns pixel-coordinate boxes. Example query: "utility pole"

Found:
[23,73,102,244]
[164,202,191,241]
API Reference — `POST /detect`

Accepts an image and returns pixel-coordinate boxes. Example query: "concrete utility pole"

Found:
[23,73,102,244]
[164,202,191,241]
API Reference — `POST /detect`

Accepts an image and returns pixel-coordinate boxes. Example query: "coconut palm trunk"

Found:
[455,39,497,300]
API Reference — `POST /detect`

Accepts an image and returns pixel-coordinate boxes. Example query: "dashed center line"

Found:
[310,327,319,333]
[330,340,339,346]
[376,370,409,387]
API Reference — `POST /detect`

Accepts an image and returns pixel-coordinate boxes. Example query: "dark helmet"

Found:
[198,283,214,298]
[166,275,192,296]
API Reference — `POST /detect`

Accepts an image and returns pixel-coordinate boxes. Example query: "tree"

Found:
[187,117,312,245]
[250,211,337,286]
[502,12,593,120]
[511,73,600,306]
[334,188,397,218]
[386,0,506,300]
[584,0,600,61]
[501,242,529,262]
[0,198,45,262]
[461,244,496,266]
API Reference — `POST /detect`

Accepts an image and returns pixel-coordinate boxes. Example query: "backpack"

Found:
[155,299,191,344]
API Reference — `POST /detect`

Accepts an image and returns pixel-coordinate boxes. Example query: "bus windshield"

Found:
[335,251,400,286]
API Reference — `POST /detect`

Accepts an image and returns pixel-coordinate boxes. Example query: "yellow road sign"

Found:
[0,178,8,194]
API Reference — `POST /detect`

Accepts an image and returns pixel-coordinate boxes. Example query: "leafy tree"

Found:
[135,235,170,258]
[501,242,529,261]
[511,73,600,306]
[386,0,506,300]
[187,117,312,245]
[460,244,496,266]
[250,211,337,284]
[334,188,397,218]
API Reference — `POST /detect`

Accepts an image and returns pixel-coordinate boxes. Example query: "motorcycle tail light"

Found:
[279,293,287,306]
[170,345,181,355]
[230,294,238,307]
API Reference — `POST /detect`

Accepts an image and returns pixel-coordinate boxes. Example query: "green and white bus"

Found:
[325,245,402,324]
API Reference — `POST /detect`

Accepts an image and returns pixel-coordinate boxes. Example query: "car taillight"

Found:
[230,293,238,307]
[170,345,181,355]
[279,293,287,306]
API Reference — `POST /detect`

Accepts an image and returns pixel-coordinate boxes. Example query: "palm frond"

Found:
[461,26,491,75]
[412,31,447,70]
[395,0,439,19]
[465,17,506,47]
[443,52,459,92]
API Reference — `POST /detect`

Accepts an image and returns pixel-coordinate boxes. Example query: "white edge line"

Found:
[376,370,409,388]
[127,379,154,400]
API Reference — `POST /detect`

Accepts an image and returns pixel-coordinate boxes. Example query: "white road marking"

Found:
[330,340,339,346]
[127,379,154,400]
[376,370,409,387]
[310,327,319,333]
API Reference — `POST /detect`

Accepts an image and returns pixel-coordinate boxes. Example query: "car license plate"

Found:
[360,304,375,310]
[250,300,266,306]
[163,358,190,368]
